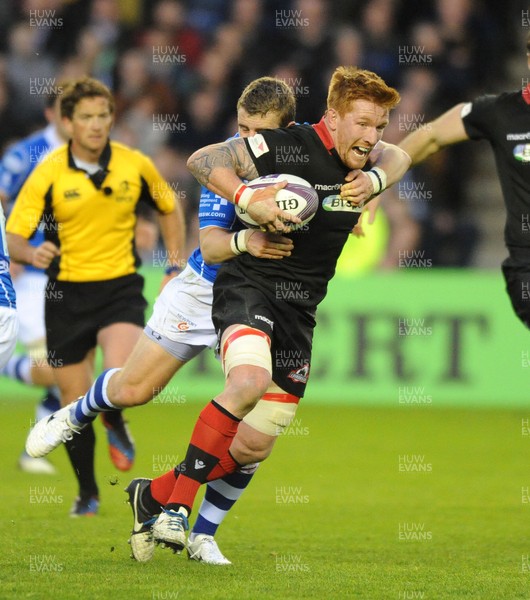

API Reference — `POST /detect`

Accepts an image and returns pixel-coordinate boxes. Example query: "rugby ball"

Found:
[235,174,319,228]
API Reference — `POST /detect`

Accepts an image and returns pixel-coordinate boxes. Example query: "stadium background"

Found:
[1,2,530,599]
[1,0,529,407]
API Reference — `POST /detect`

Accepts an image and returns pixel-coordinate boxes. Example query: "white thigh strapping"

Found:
[221,325,272,376]
[242,382,299,436]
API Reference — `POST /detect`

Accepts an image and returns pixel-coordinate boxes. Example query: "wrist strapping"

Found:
[230,230,248,256]
[365,167,387,196]
[233,184,254,210]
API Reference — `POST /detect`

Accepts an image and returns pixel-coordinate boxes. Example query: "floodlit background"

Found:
[0,0,527,266]
[1,0,529,408]
[1,3,530,599]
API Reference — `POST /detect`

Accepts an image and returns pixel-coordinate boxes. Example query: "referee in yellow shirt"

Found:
[7,77,186,516]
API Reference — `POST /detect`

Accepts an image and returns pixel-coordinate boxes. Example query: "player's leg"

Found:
[115,331,210,562]
[149,278,276,551]
[120,267,220,560]
[25,271,212,454]
[131,389,299,564]
[150,323,273,552]
[96,322,143,471]
[4,270,60,473]
[16,340,60,474]
[184,293,313,561]
[188,387,300,562]
[25,333,185,454]
[6,270,55,390]
[51,352,101,516]
[66,267,215,423]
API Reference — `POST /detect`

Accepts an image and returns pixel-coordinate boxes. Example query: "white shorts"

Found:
[0,306,19,369]
[12,270,47,346]
[146,265,217,361]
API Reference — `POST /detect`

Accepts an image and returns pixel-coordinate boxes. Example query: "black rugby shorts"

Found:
[45,273,147,365]
[212,266,315,397]
[501,247,530,329]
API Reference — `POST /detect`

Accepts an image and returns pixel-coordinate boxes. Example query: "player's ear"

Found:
[61,116,73,137]
[326,108,337,130]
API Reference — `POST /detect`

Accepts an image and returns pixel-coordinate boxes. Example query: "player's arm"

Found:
[158,203,186,270]
[200,226,293,265]
[399,103,470,166]
[187,138,300,233]
[156,204,186,290]
[6,165,60,269]
[6,233,59,269]
[141,155,187,277]
[340,141,411,204]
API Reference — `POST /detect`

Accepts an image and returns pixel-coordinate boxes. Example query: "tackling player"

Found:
[398,32,530,331]
[25,68,410,555]
[7,77,185,516]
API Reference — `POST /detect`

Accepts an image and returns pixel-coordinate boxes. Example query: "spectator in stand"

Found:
[113,48,178,122]
[5,22,57,129]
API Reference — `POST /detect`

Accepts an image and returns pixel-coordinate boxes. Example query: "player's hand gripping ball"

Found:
[235,174,319,229]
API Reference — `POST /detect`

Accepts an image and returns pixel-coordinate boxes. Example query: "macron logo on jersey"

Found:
[248,134,269,158]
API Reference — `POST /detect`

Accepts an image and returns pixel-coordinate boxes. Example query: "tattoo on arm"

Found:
[188,138,259,187]
[230,138,259,181]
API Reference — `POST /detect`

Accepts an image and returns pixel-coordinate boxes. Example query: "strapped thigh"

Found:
[221,325,272,376]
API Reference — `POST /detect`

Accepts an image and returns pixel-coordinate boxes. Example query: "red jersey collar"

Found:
[312,117,335,152]
[523,83,530,105]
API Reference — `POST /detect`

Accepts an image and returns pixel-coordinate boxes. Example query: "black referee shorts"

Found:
[45,273,147,366]
[212,266,315,398]
[501,247,530,329]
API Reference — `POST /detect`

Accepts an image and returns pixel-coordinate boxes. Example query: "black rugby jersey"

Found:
[223,120,367,310]
[462,87,530,249]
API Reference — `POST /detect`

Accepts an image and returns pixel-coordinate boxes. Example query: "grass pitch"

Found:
[0,383,528,599]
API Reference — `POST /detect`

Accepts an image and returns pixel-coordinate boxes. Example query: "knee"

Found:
[226,368,271,412]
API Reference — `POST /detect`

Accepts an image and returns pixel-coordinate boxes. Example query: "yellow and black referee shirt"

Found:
[7,140,175,282]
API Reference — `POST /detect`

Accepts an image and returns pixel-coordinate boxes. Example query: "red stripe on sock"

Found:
[206,451,238,482]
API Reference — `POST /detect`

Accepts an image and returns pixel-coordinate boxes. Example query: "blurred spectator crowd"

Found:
[0,0,525,266]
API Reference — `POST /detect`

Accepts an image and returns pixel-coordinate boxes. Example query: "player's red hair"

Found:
[327,66,400,116]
